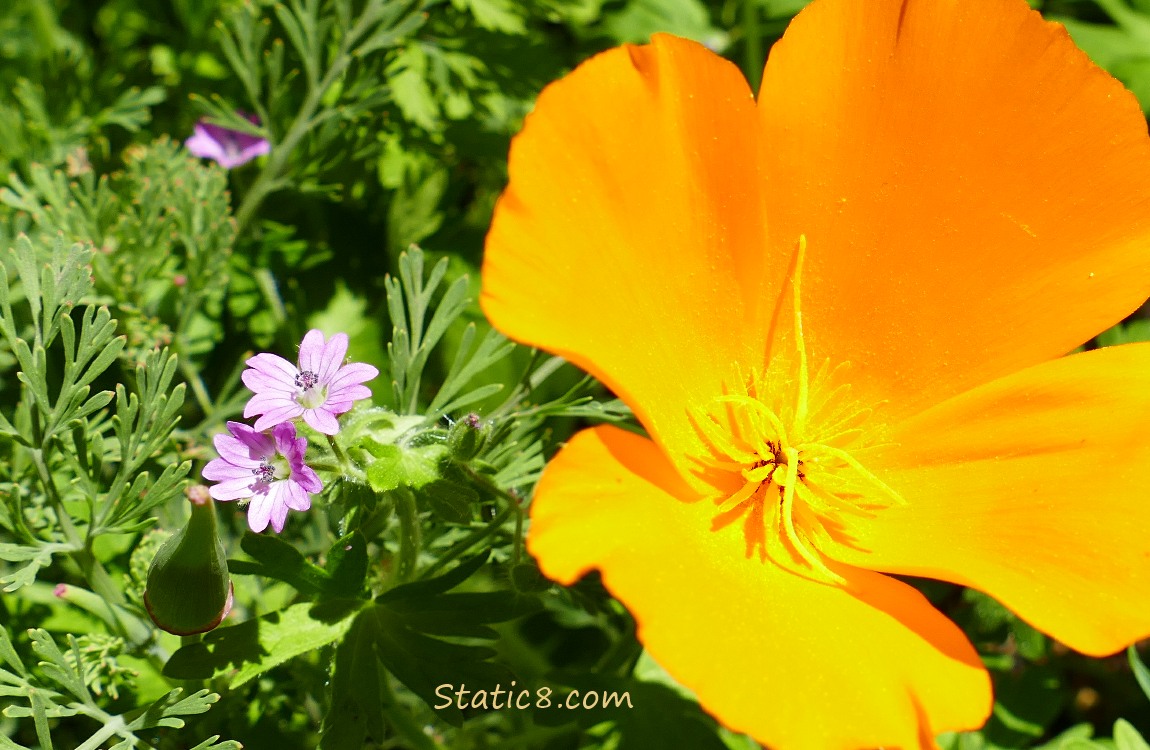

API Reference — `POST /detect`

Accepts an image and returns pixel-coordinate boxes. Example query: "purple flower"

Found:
[203,421,322,533]
[242,329,378,435]
[185,116,270,169]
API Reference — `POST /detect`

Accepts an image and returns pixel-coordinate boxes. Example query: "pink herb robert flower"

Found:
[185,115,270,169]
[242,329,379,435]
[203,421,322,534]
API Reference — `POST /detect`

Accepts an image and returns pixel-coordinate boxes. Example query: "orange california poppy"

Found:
[481,0,1150,747]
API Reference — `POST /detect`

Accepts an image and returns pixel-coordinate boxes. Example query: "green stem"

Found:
[233,4,385,233]
[177,353,212,416]
[325,434,364,482]
[30,449,125,609]
[417,503,515,581]
[393,488,421,583]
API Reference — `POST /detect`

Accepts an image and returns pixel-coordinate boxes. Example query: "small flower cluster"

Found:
[203,330,378,533]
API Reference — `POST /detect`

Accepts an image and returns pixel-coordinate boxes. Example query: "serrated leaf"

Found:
[163,601,360,686]
[366,442,447,493]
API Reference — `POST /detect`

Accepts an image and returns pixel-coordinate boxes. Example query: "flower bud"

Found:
[448,413,487,462]
[144,485,233,635]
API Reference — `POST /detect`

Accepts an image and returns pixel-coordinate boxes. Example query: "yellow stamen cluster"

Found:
[690,236,905,584]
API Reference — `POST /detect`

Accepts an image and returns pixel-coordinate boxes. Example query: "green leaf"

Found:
[0,542,74,592]
[421,479,477,524]
[1129,645,1150,703]
[325,531,369,598]
[450,0,526,34]
[125,688,221,731]
[1035,724,1098,750]
[534,673,727,750]
[382,552,488,602]
[602,0,727,49]
[1115,719,1150,750]
[163,600,361,686]
[985,665,1065,746]
[319,608,383,749]
[388,45,440,131]
[366,442,448,493]
[234,531,332,594]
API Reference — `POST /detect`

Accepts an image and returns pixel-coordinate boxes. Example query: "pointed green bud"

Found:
[144,485,233,636]
[447,413,487,462]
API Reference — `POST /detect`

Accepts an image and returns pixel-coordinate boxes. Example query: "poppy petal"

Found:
[482,35,771,489]
[825,343,1150,656]
[759,0,1150,417]
[530,425,991,749]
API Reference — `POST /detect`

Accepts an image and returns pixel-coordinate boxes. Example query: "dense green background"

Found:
[4,0,1150,748]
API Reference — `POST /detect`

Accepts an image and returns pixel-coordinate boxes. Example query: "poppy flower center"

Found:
[690,237,906,585]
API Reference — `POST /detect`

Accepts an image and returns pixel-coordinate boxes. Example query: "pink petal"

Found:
[285,481,312,511]
[247,486,276,532]
[318,333,349,382]
[298,330,327,374]
[322,400,354,417]
[209,477,258,502]
[267,484,290,533]
[303,408,340,435]
[227,421,276,453]
[202,460,255,482]
[246,353,299,382]
[186,126,228,162]
[244,390,298,418]
[271,422,299,456]
[328,363,378,389]
[238,139,271,163]
[243,368,296,395]
[253,404,304,431]
[294,464,323,494]
[327,384,372,403]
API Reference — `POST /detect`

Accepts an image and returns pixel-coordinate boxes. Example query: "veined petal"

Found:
[242,369,297,394]
[247,485,276,533]
[245,390,298,416]
[327,383,371,401]
[530,426,990,749]
[759,0,1150,417]
[483,35,771,491]
[207,476,257,502]
[246,353,299,384]
[253,404,305,432]
[284,481,312,512]
[267,483,290,533]
[213,436,262,468]
[297,329,326,374]
[825,344,1150,656]
[328,363,378,389]
[201,460,254,482]
[318,332,349,382]
[303,408,340,435]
